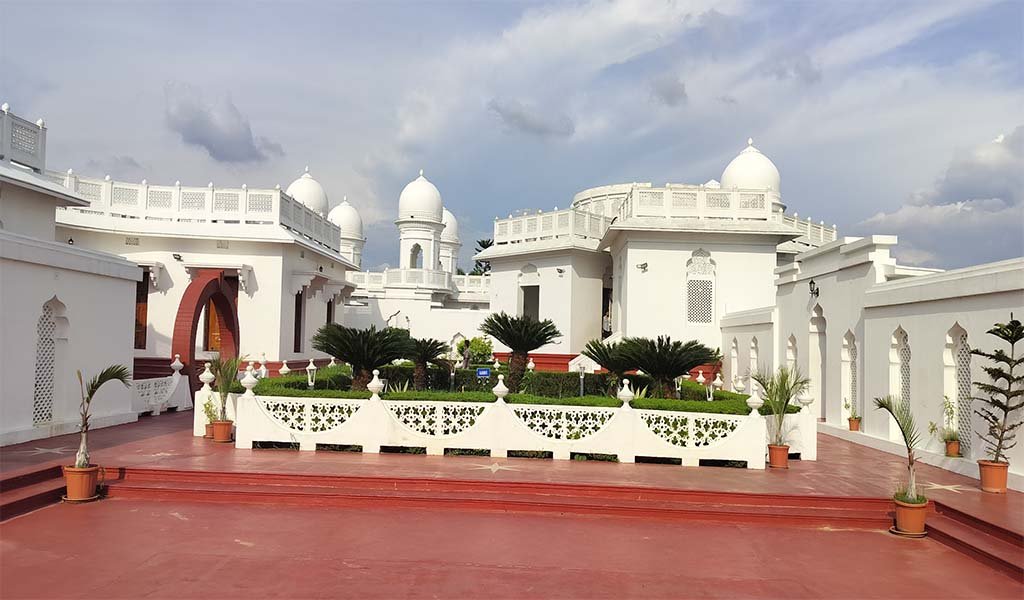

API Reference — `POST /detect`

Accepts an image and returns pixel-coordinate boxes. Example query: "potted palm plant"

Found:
[875,394,928,535]
[582,338,634,396]
[209,355,245,443]
[407,338,450,391]
[312,324,411,390]
[753,366,810,468]
[64,364,131,501]
[928,396,960,457]
[971,315,1022,493]
[479,312,560,392]
[845,398,861,431]
[202,397,217,439]
[619,336,718,399]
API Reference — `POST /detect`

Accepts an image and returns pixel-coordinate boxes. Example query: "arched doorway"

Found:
[808,304,827,420]
[171,269,240,391]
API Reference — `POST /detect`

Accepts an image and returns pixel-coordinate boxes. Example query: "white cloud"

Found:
[164,83,284,163]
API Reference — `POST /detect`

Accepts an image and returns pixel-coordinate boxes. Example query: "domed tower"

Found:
[286,166,329,215]
[720,138,783,212]
[327,196,365,268]
[396,170,445,270]
[439,207,461,274]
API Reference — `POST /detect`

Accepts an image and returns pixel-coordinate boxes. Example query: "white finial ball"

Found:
[175,180,181,186]
[67,168,73,175]
[275,184,281,190]
[105,174,111,181]
[141,179,147,185]
[419,169,424,177]
[36,118,45,128]
[304,165,310,173]
[747,137,753,146]
[208,182,214,188]
[1,102,9,113]
[242,184,247,190]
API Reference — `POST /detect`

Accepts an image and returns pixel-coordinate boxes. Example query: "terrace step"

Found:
[0,465,65,521]
[928,502,1024,583]
[104,467,893,530]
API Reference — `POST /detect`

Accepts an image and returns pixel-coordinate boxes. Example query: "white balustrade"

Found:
[132,354,192,415]
[493,208,611,246]
[1,104,46,171]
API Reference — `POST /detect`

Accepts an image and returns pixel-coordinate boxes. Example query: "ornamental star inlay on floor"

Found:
[15,446,76,456]
[467,462,520,473]
[921,482,978,494]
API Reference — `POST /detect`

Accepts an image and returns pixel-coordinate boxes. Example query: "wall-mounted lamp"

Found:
[636,262,648,273]
[172,253,183,261]
[555,268,565,275]
[808,279,820,298]
[67,237,74,245]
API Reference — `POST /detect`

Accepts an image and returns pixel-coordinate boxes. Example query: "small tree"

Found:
[875,395,925,503]
[456,337,494,366]
[753,365,810,446]
[312,324,412,390]
[479,312,560,392]
[74,365,131,468]
[582,339,635,396]
[209,355,245,421]
[620,336,718,398]
[971,315,1024,463]
[408,338,450,390]
[470,238,493,275]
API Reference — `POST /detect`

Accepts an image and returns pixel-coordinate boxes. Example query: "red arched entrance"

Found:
[171,269,240,391]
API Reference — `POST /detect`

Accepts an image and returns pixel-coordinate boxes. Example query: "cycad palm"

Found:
[620,336,718,398]
[408,338,451,390]
[312,324,412,389]
[75,364,132,468]
[582,339,635,396]
[479,312,560,392]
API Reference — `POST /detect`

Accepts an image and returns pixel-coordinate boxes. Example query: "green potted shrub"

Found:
[312,324,411,389]
[845,398,861,431]
[479,312,560,393]
[928,396,960,457]
[209,355,245,443]
[971,315,1022,493]
[407,338,450,391]
[753,365,810,468]
[875,394,928,535]
[201,397,218,439]
[64,365,131,501]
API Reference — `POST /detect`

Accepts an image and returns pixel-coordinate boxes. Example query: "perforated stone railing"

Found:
[132,355,191,416]
[0,104,46,171]
[50,171,341,252]
[493,208,612,246]
[221,373,780,468]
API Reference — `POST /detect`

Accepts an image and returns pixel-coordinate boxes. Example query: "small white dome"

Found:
[327,196,363,239]
[720,139,780,193]
[286,167,329,214]
[441,207,460,243]
[398,169,443,222]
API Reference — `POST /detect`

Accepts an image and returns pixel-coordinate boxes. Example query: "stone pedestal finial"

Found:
[258,353,269,379]
[241,365,258,398]
[170,354,184,373]
[199,362,215,392]
[527,358,536,371]
[617,379,634,410]
[492,374,509,404]
[367,369,385,400]
[279,360,291,376]
[733,375,746,394]
[798,388,813,410]
[328,357,336,367]
[746,384,764,415]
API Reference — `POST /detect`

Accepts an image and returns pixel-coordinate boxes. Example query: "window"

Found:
[686,249,715,324]
[293,290,305,353]
[203,300,222,352]
[786,335,797,370]
[409,244,423,269]
[729,339,738,387]
[521,286,539,321]
[749,337,759,376]
[326,299,335,325]
[134,270,150,349]
[32,302,57,425]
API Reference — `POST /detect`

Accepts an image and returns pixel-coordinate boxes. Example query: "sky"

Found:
[2,0,1021,270]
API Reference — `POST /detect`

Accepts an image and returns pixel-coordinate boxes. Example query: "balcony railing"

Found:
[0,105,46,172]
[451,274,491,292]
[50,171,341,253]
[493,208,612,246]
[616,185,775,222]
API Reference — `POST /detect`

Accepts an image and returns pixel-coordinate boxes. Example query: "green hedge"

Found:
[632,396,798,416]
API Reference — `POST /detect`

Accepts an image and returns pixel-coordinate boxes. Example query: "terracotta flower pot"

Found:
[212,420,234,443]
[204,423,214,439]
[893,498,928,534]
[767,444,789,469]
[848,418,861,432]
[977,460,1009,493]
[944,440,960,458]
[63,465,104,501]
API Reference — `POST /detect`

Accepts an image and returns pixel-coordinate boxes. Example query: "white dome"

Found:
[441,207,460,243]
[398,170,443,222]
[327,196,364,239]
[720,139,780,193]
[286,167,329,215]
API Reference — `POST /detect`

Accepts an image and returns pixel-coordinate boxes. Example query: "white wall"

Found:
[0,183,58,241]
[1,231,139,445]
[341,292,489,352]
[720,306,776,391]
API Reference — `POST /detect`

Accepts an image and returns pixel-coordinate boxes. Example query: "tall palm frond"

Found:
[75,364,131,468]
[620,336,718,398]
[582,339,635,395]
[480,312,560,392]
[312,324,413,389]
[752,365,810,446]
[875,394,923,500]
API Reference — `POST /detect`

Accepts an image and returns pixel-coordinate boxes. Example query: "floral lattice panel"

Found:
[641,412,689,447]
[691,417,740,447]
[440,404,486,436]
[308,402,361,433]
[386,402,486,437]
[513,407,614,440]
[387,402,440,435]
[261,399,306,432]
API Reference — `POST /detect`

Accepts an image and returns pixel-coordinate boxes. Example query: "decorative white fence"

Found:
[132,355,192,415]
[493,208,612,246]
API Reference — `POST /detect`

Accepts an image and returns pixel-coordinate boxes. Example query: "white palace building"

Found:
[1,103,1021,488]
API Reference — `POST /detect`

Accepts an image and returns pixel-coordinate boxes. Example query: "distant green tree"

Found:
[470,238,493,275]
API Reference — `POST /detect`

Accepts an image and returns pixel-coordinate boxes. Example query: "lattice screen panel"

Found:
[849,339,858,412]
[955,332,972,455]
[32,305,56,426]
[687,280,713,323]
[898,331,912,402]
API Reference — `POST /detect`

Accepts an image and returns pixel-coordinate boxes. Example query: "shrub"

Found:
[620,336,719,398]
[456,337,494,366]
[971,315,1023,464]
[480,312,560,393]
[312,324,412,389]
[582,339,634,395]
